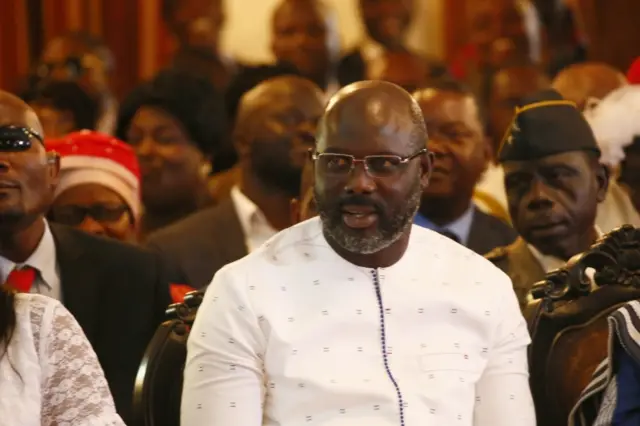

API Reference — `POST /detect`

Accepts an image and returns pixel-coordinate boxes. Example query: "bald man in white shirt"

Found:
[182,81,535,426]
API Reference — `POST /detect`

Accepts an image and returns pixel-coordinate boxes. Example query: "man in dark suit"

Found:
[0,91,176,424]
[485,89,609,312]
[146,76,325,288]
[412,81,517,255]
[337,0,447,87]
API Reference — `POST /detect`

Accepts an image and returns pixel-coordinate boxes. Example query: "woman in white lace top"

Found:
[0,289,124,426]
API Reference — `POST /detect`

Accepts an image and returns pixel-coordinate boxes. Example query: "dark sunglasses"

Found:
[0,126,44,152]
[50,204,130,226]
[311,148,428,178]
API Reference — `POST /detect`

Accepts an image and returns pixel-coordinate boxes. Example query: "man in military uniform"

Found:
[486,89,609,313]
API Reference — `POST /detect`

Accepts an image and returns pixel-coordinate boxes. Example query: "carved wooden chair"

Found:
[132,290,205,426]
[527,225,640,426]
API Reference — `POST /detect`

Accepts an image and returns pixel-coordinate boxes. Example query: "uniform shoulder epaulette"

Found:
[484,246,509,262]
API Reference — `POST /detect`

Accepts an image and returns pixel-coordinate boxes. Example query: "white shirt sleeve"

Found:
[181,266,266,426]
[473,273,536,426]
[38,300,125,425]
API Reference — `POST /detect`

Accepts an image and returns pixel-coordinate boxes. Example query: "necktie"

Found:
[4,266,37,293]
[439,229,461,244]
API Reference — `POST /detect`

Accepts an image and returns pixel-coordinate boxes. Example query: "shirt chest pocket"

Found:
[418,351,486,386]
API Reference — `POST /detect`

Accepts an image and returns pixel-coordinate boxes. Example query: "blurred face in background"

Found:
[50,183,136,242]
[416,89,489,201]
[359,0,413,49]
[125,106,209,211]
[489,65,550,155]
[466,0,529,65]
[39,37,111,96]
[271,0,331,86]
[239,85,324,198]
[167,0,225,54]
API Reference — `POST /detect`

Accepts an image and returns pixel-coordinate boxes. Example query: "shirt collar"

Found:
[527,226,604,273]
[413,204,476,246]
[0,220,57,290]
[230,186,275,237]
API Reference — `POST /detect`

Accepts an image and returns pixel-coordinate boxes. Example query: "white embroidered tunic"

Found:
[0,293,124,426]
[182,218,535,426]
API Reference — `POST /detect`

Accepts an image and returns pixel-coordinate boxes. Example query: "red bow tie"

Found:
[4,266,37,293]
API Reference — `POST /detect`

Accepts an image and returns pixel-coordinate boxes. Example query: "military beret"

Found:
[497,89,601,162]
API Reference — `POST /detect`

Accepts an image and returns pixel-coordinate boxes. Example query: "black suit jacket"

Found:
[467,208,518,256]
[50,224,177,425]
[145,198,248,289]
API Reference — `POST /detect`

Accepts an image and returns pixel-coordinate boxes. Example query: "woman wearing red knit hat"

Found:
[46,130,141,242]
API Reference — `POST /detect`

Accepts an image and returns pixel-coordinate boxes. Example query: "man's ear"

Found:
[290,197,301,225]
[234,130,251,159]
[595,163,610,203]
[46,151,61,190]
[420,151,433,188]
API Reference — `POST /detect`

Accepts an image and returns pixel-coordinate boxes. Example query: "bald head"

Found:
[314,81,429,259]
[236,75,324,128]
[319,81,427,153]
[0,91,44,136]
[552,62,627,111]
[233,75,324,198]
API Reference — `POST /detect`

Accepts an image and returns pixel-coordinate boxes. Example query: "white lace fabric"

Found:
[0,293,124,426]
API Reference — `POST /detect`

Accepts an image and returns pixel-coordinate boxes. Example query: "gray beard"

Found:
[317,177,423,255]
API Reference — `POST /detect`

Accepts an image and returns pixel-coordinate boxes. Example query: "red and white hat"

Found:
[46,130,142,219]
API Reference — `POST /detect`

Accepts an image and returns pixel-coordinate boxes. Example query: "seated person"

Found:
[116,69,226,238]
[146,76,324,288]
[270,0,341,96]
[37,31,117,134]
[486,89,608,312]
[22,80,99,138]
[0,288,124,425]
[569,300,640,426]
[412,81,517,255]
[337,0,447,86]
[181,80,535,426]
[46,131,140,242]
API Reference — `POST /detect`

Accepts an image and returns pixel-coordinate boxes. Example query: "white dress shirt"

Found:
[0,220,61,301]
[182,217,535,426]
[0,293,124,426]
[230,186,278,253]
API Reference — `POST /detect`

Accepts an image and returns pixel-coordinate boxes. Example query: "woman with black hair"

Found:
[116,69,229,238]
[0,287,123,425]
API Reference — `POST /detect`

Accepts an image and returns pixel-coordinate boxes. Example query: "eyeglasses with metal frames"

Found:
[311,148,428,177]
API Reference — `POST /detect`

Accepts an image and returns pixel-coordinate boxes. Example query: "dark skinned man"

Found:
[412,82,517,255]
[486,89,608,315]
[182,81,534,426]
[271,0,340,95]
[146,76,324,288]
[337,0,447,87]
[162,0,235,91]
[0,91,178,424]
